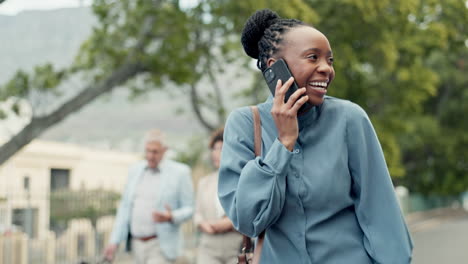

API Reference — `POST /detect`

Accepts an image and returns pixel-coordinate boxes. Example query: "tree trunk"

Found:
[190,83,217,132]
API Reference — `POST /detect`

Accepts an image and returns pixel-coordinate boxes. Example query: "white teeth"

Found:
[309,82,327,88]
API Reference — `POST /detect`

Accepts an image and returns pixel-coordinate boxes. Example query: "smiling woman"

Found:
[270,26,335,106]
[218,8,414,264]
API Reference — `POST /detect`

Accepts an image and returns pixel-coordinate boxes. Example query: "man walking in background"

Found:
[104,129,194,264]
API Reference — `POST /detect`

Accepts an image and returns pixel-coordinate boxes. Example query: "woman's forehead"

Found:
[283,26,332,52]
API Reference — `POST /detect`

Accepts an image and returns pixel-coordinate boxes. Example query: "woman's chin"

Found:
[308,96,325,106]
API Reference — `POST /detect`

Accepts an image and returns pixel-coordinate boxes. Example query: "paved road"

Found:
[409,210,468,264]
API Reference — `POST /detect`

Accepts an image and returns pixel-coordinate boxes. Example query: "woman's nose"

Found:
[317,60,333,75]
[317,62,333,76]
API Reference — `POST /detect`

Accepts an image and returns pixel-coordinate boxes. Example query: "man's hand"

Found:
[152,204,173,223]
[103,244,118,261]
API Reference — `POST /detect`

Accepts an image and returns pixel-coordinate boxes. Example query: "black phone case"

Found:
[262,59,309,112]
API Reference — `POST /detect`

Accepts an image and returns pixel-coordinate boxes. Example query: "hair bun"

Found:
[241,9,280,59]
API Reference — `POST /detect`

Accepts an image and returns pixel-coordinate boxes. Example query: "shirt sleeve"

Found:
[109,167,134,244]
[218,108,293,237]
[193,177,205,227]
[171,165,194,225]
[346,102,413,263]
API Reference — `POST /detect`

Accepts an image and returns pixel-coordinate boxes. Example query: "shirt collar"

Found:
[144,159,165,173]
[145,167,160,174]
[264,95,325,127]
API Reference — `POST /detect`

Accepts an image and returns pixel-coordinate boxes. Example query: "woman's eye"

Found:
[307,54,318,60]
[328,57,334,64]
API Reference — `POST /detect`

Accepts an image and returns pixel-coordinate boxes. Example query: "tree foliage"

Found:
[0,0,229,164]
[204,0,468,194]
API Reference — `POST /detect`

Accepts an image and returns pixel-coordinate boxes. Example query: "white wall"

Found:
[0,140,140,238]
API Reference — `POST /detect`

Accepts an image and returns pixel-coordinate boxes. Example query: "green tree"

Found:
[399,0,468,195]
[0,0,230,165]
[207,0,467,194]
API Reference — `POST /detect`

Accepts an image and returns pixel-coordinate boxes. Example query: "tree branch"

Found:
[206,65,226,125]
[0,12,158,165]
[190,83,216,132]
[0,62,144,165]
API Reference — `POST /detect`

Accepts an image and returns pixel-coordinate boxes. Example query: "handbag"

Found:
[237,106,265,264]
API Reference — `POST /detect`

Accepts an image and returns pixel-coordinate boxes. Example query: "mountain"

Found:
[0,7,94,81]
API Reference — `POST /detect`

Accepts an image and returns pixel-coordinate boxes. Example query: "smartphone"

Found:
[262,59,309,113]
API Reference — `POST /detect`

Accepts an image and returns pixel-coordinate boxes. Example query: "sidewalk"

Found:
[109,208,468,264]
[113,252,193,264]
[406,207,468,233]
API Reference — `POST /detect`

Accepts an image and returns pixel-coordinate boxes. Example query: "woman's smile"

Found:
[307,79,329,97]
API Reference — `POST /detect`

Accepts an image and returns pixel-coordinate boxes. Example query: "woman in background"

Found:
[194,128,243,264]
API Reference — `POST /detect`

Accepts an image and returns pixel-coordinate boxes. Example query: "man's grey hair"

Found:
[144,129,166,146]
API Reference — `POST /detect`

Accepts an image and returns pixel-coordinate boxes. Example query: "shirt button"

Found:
[293,149,300,154]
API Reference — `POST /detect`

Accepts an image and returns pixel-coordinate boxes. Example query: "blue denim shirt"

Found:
[218,96,413,264]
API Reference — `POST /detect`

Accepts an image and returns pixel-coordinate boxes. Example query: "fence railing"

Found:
[0,191,197,264]
[0,217,195,264]
[0,232,28,264]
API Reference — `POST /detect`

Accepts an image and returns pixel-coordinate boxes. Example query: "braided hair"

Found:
[241,9,306,71]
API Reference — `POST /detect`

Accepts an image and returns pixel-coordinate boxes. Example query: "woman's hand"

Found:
[271,77,308,151]
[211,217,235,233]
[198,221,215,234]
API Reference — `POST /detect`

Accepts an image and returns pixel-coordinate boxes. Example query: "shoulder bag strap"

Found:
[250,106,265,264]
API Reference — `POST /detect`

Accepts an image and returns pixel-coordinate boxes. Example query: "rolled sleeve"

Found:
[218,108,291,237]
[263,138,294,175]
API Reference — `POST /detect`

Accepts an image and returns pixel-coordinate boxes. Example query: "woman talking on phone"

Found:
[218,9,413,264]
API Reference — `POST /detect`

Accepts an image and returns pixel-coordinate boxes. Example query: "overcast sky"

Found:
[0,0,199,15]
[0,0,92,15]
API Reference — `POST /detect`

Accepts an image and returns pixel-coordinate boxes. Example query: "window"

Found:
[23,176,30,191]
[12,208,38,238]
[0,200,7,227]
[50,168,70,191]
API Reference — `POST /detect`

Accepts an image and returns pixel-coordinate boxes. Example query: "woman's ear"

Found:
[266,58,277,68]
